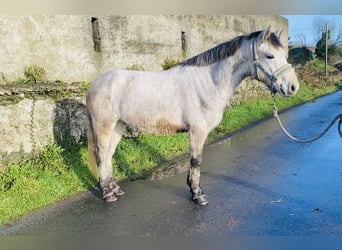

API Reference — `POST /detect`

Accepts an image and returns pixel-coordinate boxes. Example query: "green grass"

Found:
[0,80,339,225]
[0,144,95,225]
[305,59,337,73]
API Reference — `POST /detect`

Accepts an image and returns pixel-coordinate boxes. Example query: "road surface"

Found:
[1,91,342,236]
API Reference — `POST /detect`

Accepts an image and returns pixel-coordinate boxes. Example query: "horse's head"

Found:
[251,27,299,97]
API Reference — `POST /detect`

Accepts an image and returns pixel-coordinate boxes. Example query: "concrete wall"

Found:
[0,15,287,83]
[0,15,288,165]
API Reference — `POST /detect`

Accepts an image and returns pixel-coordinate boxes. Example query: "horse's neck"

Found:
[213,51,251,101]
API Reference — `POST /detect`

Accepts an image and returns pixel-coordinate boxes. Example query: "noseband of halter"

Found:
[251,38,293,94]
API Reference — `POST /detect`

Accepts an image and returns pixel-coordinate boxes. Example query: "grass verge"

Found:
[0,80,340,225]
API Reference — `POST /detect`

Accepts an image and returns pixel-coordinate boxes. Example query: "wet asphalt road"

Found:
[1,91,342,236]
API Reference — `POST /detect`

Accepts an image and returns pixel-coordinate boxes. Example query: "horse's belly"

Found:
[125,116,188,135]
[152,118,189,135]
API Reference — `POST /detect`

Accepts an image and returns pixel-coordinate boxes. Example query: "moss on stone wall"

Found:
[0,82,88,105]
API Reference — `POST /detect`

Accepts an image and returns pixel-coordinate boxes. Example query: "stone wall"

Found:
[0,15,288,164]
[0,83,88,166]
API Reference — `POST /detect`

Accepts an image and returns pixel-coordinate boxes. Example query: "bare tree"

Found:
[335,26,342,46]
[296,32,307,47]
[312,16,342,45]
[313,17,328,42]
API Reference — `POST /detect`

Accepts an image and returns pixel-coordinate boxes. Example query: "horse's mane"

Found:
[178,30,282,67]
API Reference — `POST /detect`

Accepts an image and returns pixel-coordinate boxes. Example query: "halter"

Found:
[251,38,293,94]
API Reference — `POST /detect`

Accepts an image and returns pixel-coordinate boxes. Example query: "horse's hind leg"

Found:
[93,118,124,202]
[105,121,126,198]
[187,126,209,206]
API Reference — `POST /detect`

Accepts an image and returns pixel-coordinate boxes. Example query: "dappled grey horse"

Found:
[86,27,299,205]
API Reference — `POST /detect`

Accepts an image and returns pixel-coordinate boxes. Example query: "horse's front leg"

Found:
[187,127,209,206]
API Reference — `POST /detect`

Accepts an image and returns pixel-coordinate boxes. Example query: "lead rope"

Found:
[272,94,342,143]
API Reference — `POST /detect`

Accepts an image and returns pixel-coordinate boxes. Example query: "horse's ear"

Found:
[258,26,271,42]
[275,28,283,39]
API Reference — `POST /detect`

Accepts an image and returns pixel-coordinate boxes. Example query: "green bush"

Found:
[288,47,313,66]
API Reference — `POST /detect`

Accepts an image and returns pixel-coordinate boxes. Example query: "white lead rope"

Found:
[272,95,342,143]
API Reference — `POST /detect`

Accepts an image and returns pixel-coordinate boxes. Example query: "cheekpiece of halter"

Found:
[251,38,292,95]
[253,61,277,94]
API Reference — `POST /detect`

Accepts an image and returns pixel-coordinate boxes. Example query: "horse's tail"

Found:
[87,113,99,179]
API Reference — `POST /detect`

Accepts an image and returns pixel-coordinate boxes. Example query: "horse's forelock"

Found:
[268,32,283,48]
[247,30,283,48]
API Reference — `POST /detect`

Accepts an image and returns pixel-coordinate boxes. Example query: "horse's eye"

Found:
[266,54,274,59]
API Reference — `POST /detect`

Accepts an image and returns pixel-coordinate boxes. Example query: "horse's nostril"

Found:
[290,84,296,92]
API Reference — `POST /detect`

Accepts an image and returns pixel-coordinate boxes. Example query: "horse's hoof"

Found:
[194,195,209,206]
[103,192,117,202]
[112,186,125,196]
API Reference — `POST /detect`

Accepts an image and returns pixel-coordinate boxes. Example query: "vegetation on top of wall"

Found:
[0,64,90,105]
[161,58,180,70]
[0,81,88,105]
[126,63,145,71]
[14,64,47,84]
[126,58,181,71]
